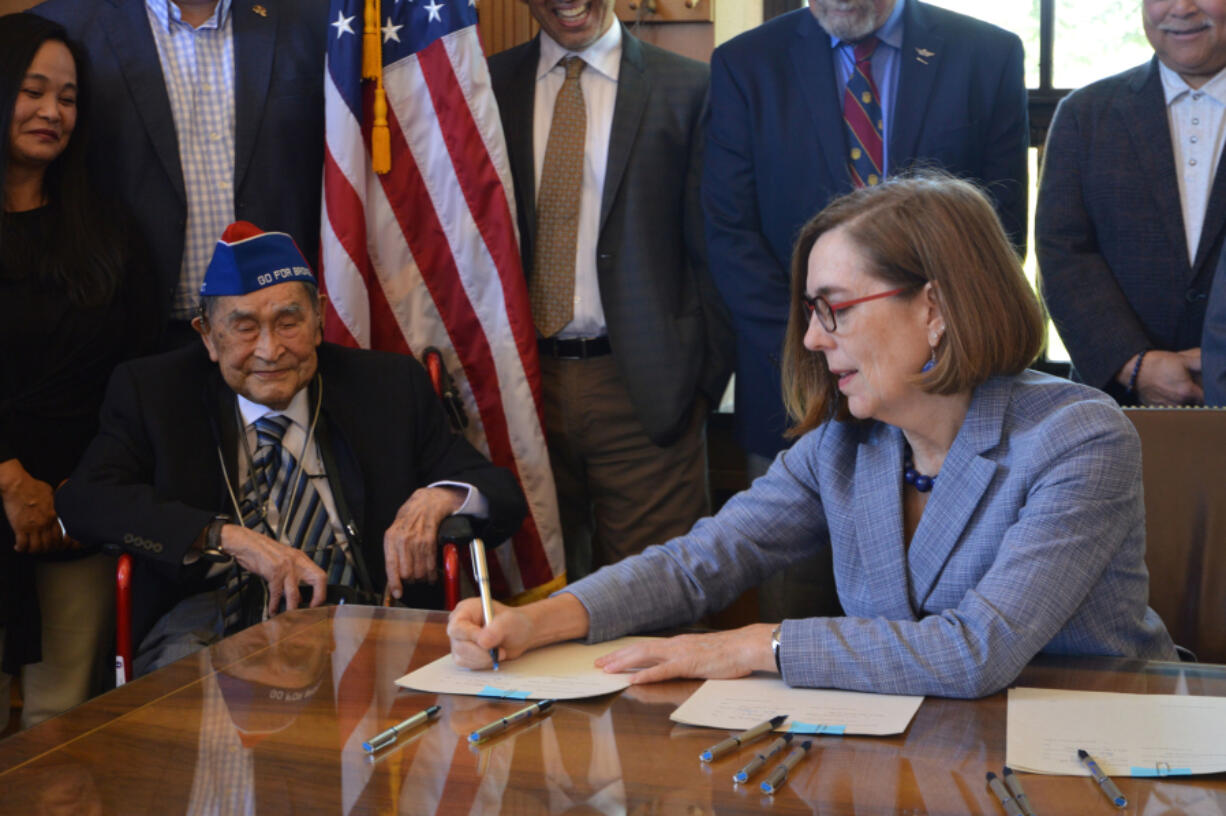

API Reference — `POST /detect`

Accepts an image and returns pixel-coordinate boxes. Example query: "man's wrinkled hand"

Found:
[384,486,465,600]
[218,524,328,615]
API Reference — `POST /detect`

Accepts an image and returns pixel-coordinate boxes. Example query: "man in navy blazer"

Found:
[704,0,1027,467]
[703,0,1027,620]
[31,0,327,346]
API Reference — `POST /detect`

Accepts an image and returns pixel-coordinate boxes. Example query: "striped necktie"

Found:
[843,36,884,188]
[224,414,352,633]
[530,56,587,338]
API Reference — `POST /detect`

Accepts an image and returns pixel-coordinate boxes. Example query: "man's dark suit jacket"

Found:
[704,4,1028,458]
[487,25,733,447]
[31,0,328,326]
[1203,247,1226,406]
[56,343,527,647]
[1038,57,1223,398]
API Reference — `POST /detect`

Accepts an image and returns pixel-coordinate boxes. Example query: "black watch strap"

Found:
[200,516,233,564]
[771,624,782,673]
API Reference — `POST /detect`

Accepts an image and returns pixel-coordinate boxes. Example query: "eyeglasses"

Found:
[801,287,908,333]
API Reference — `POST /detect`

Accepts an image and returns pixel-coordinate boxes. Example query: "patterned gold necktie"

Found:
[531,56,586,338]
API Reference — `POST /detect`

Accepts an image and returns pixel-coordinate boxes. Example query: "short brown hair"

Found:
[781,172,1044,436]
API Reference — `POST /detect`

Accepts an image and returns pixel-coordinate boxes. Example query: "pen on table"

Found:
[468,699,554,743]
[733,733,794,783]
[470,538,499,671]
[362,704,441,752]
[1003,767,1037,816]
[986,771,1025,816]
[760,739,813,795]
[1078,749,1127,809]
[700,714,787,762]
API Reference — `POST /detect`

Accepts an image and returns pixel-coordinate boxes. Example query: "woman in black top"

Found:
[0,12,156,729]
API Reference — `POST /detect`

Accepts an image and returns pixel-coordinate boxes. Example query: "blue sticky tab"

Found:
[787,723,845,735]
[1130,766,1192,777]
[477,686,530,699]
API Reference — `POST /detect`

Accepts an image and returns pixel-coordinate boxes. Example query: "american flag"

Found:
[319,0,564,598]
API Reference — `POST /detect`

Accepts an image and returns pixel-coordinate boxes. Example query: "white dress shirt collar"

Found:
[1158,60,1226,107]
[537,17,622,83]
[236,388,311,433]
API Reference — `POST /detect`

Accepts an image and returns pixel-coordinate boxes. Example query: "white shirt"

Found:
[533,23,622,339]
[1159,61,1226,264]
[145,0,237,320]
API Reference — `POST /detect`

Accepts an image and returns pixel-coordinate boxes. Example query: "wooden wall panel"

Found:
[0,0,38,15]
[476,0,538,57]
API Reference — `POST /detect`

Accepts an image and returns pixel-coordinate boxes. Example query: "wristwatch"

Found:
[200,516,233,564]
[771,624,782,673]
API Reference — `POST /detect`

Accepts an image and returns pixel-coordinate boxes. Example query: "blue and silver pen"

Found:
[1078,749,1127,808]
[1003,767,1038,816]
[362,704,440,752]
[986,771,1025,816]
[468,699,554,743]
[733,733,793,783]
[760,739,813,795]
[700,714,786,762]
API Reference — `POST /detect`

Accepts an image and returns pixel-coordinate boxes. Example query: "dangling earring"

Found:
[921,328,942,373]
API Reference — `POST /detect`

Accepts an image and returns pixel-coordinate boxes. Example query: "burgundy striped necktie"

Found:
[843,36,884,188]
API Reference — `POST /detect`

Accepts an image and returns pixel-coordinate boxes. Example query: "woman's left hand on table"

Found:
[594,624,778,684]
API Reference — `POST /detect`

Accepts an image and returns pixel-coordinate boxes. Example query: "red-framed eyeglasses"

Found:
[801,287,909,333]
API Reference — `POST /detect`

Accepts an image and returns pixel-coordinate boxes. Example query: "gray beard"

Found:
[810,2,881,41]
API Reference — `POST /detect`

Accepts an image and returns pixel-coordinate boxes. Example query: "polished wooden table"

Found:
[2,607,1224,814]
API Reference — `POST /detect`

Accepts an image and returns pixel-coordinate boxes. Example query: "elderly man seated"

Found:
[57,222,526,674]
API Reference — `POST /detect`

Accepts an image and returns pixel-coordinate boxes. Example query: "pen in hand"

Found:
[470,538,499,670]
[1078,749,1127,809]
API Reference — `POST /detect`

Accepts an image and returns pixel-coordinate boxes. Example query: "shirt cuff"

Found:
[427,480,488,519]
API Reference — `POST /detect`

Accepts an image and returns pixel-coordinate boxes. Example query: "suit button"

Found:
[1187,289,1206,303]
[598,252,613,261]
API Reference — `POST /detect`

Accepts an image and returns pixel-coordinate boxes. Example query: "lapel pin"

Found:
[252,4,267,16]
[915,47,934,64]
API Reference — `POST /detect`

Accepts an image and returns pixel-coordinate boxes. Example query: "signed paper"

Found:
[1006,687,1226,776]
[395,637,658,700]
[670,676,924,736]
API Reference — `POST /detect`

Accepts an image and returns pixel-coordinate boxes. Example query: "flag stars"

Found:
[424,0,444,22]
[382,16,403,43]
[332,10,355,38]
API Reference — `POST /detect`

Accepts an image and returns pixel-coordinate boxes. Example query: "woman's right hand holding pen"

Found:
[447,593,591,669]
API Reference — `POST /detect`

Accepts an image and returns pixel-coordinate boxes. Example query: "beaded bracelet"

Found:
[1127,349,1149,396]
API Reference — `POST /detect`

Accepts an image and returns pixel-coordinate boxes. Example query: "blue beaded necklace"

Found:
[903,447,937,493]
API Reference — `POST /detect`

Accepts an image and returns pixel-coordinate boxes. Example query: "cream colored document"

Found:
[669,675,924,735]
[395,637,657,700]
[1006,687,1226,776]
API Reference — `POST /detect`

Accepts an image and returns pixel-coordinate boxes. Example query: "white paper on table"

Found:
[1006,687,1226,777]
[395,637,658,700]
[669,675,924,736]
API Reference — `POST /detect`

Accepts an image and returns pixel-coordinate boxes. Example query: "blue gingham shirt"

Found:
[146,0,236,318]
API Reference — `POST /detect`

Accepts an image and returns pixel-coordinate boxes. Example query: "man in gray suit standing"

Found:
[1038,0,1226,406]
[488,1,732,579]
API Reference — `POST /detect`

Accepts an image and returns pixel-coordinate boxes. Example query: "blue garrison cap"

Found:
[200,221,316,297]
